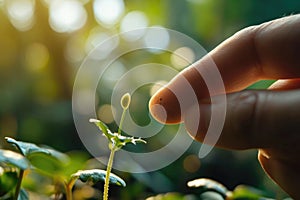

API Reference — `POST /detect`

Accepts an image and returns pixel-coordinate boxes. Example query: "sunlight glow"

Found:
[150,81,168,96]
[143,26,170,53]
[73,89,95,115]
[65,35,86,64]
[97,104,116,124]
[49,0,87,33]
[6,0,35,31]
[171,47,195,70]
[102,61,126,84]
[85,28,119,60]
[120,11,149,41]
[93,0,124,26]
[25,43,49,72]
[183,154,201,173]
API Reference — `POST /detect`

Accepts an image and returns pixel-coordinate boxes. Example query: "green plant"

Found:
[0,137,128,199]
[146,178,279,200]
[0,93,146,200]
[89,93,146,200]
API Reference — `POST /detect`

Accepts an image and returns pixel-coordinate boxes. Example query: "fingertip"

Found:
[148,104,167,124]
[149,86,182,124]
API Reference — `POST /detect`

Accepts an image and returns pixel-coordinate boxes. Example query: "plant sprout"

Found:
[89,93,146,200]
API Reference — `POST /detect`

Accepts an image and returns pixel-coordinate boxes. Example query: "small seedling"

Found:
[89,92,146,200]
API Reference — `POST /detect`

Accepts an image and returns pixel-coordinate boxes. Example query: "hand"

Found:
[149,15,300,198]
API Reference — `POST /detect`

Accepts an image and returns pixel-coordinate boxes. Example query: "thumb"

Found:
[258,150,300,199]
[184,90,300,150]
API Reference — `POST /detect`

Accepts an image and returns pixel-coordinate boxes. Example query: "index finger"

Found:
[149,14,300,124]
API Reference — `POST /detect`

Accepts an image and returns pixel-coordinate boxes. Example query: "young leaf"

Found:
[5,137,50,156]
[5,137,70,173]
[0,167,18,196]
[17,188,29,200]
[71,169,126,187]
[199,191,225,200]
[39,145,70,164]
[187,178,229,198]
[232,185,268,199]
[0,149,29,170]
[112,134,146,149]
[89,118,112,138]
[90,119,146,149]
[146,192,188,200]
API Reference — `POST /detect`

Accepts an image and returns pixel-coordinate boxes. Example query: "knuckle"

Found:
[229,91,262,148]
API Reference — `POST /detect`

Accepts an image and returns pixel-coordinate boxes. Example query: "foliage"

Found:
[0,146,282,200]
[0,137,127,199]
[71,169,126,187]
[0,93,145,200]
[147,178,278,200]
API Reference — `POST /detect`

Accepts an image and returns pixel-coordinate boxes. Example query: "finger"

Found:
[183,90,300,150]
[258,150,300,199]
[149,15,300,124]
[268,78,300,90]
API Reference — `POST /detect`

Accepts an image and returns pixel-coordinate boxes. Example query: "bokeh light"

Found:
[49,0,87,33]
[171,47,195,70]
[143,26,170,53]
[73,89,96,115]
[183,154,201,173]
[120,11,149,41]
[150,80,168,96]
[65,35,86,64]
[97,104,115,124]
[25,43,49,72]
[6,0,35,31]
[85,28,119,60]
[102,61,126,84]
[93,0,124,27]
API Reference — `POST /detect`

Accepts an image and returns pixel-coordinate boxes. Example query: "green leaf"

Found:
[0,150,29,170]
[110,134,146,149]
[71,169,126,187]
[146,192,190,200]
[232,185,268,199]
[199,191,225,200]
[0,167,18,197]
[5,137,70,174]
[89,118,111,137]
[187,178,229,198]
[89,119,146,149]
[17,189,29,200]
[5,137,50,157]
[39,145,70,164]
[27,151,68,175]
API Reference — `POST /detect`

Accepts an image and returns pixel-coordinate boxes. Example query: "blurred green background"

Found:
[0,0,299,199]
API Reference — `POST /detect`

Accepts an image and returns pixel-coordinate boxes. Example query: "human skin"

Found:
[149,15,300,198]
